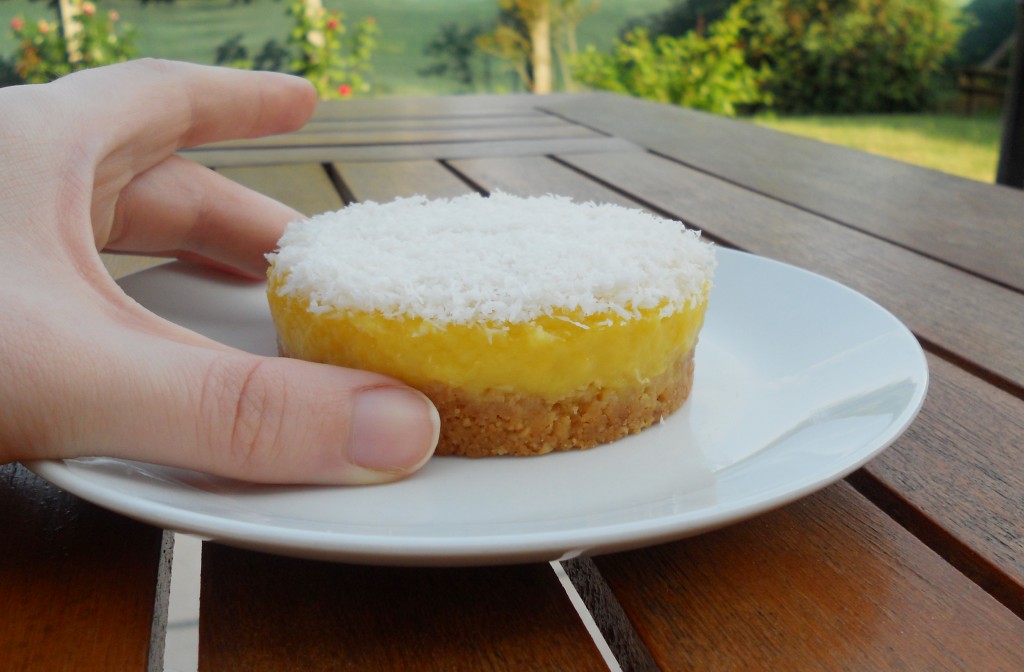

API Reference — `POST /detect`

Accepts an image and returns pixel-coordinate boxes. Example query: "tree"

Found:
[957,0,1016,66]
[506,0,552,93]
[736,0,966,112]
[553,0,600,91]
[56,0,83,62]
[572,6,770,117]
[476,0,598,94]
[419,22,492,91]
[621,0,734,40]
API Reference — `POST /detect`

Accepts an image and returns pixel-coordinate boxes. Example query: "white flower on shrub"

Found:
[306,30,325,48]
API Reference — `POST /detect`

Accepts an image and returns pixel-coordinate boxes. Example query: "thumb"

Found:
[36,329,440,485]
[158,351,442,485]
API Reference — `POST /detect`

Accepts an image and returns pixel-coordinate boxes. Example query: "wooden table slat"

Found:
[582,483,1024,671]
[860,351,1024,613]
[300,113,564,133]
[0,464,165,671]
[217,163,344,216]
[544,94,1024,292]
[335,159,476,202]
[447,155,639,206]
[205,120,598,150]
[199,547,609,671]
[181,136,638,169]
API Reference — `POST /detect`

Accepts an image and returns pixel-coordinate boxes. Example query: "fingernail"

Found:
[349,387,440,475]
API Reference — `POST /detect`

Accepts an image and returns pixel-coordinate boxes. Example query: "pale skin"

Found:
[0,60,439,484]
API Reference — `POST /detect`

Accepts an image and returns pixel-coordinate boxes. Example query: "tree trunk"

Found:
[528,0,552,94]
[57,0,81,63]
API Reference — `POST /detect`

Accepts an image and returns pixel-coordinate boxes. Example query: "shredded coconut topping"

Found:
[267,192,716,324]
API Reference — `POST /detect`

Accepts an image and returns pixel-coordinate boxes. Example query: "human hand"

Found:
[0,60,439,484]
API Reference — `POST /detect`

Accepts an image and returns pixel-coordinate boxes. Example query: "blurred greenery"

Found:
[0,0,1003,183]
[619,0,734,38]
[0,0,673,94]
[753,112,1002,182]
[737,0,967,113]
[572,12,770,117]
[957,0,1015,66]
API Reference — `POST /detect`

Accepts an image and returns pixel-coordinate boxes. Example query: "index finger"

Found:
[52,59,317,166]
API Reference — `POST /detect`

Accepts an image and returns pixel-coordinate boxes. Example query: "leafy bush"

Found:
[736,0,967,113]
[619,0,735,40]
[214,0,378,99]
[286,0,378,99]
[571,7,770,116]
[420,22,491,91]
[956,0,1015,66]
[214,33,291,73]
[0,52,22,88]
[9,5,137,85]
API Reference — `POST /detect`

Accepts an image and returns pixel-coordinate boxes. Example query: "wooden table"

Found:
[3,93,1023,671]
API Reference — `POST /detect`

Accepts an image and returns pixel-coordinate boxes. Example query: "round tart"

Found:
[266,193,715,457]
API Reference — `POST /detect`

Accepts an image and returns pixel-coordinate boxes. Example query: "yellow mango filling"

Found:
[267,282,709,399]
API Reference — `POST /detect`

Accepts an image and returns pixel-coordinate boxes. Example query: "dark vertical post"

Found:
[996,0,1024,188]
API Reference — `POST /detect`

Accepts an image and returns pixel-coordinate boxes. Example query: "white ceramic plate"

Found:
[28,249,927,566]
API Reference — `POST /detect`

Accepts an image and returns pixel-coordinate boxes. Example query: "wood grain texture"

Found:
[858,352,1024,613]
[0,464,164,671]
[205,120,597,149]
[217,163,344,216]
[198,547,608,671]
[448,155,640,206]
[590,483,1024,671]
[335,160,476,202]
[300,114,563,133]
[181,136,638,169]
[544,93,1024,292]
[557,150,1024,391]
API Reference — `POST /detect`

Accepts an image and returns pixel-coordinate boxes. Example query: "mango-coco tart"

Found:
[266,193,716,457]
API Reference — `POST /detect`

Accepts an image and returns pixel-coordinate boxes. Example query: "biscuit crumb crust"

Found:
[278,342,696,457]
[422,347,695,457]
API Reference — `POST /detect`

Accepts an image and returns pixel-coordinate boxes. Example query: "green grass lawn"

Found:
[752,113,1002,184]
[0,0,672,95]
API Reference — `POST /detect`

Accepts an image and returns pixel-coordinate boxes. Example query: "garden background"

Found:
[0,0,1017,183]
